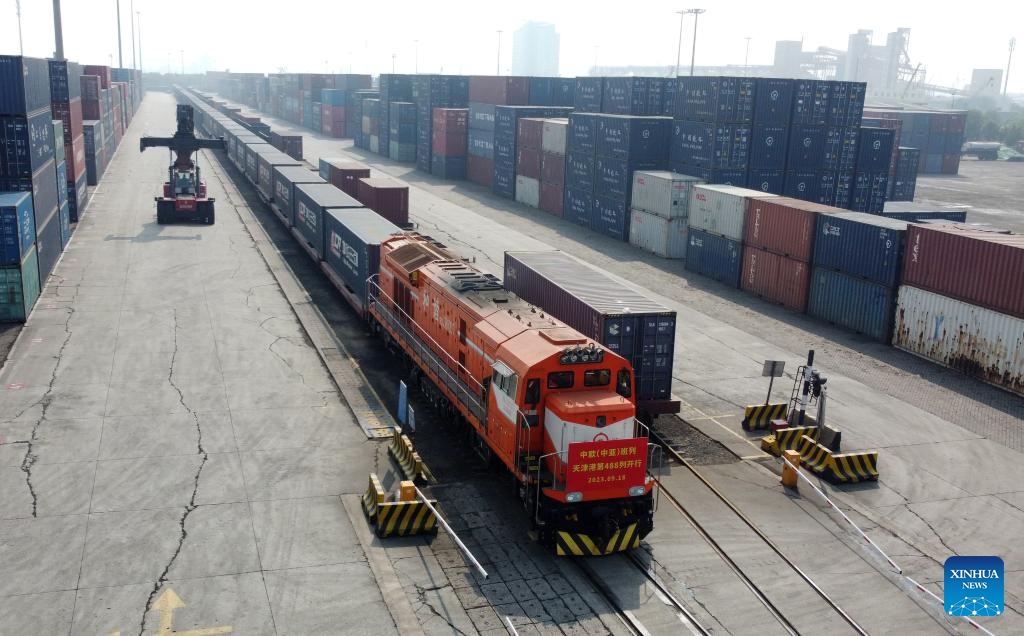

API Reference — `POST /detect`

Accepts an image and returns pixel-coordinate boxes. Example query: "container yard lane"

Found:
[0,92,401,635]
[238,105,1024,635]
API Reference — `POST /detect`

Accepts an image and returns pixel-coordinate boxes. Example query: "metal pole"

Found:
[765,375,774,407]
[496,31,503,75]
[1006,38,1016,96]
[116,0,123,67]
[130,0,136,69]
[797,350,814,425]
[414,40,419,74]
[688,9,705,76]
[414,487,488,579]
[180,50,184,75]
[744,36,752,75]
[137,12,142,72]
[52,0,64,59]
[674,11,685,77]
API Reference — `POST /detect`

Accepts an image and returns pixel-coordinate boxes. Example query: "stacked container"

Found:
[320,89,347,138]
[895,225,1024,395]
[539,118,567,216]
[670,76,754,185]
[467,102,495,187]
[888,147,920,202]
[863,109,966,175]
[493,105,572,199]
[563,113,598,230]
[323,209,401,314]
[514,118,544,208]
[388,101,417,163]
[809,212,908,340]
[356,178,410,226]
[292,182,365,260]
[361,98,380,153]
[49,59,88,221]
[414,75,469,174]
[431,108,468,180]
[377,74,414,159]
[601,77,667,116]
[0,55,60,290]
[526,77,576,107]
[319,158,371,199]
[685,184,775,288]
[628,171,704,258]
[850,127,896,213]
[272,165,326,226]
[347,89,378,146]
[503,250,677,407]
[0,192,40,322]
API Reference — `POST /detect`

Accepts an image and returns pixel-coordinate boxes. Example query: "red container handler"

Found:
[356,178,409,226]
[539,182,564,217]
[902,224,1024,320]
[745,196,833,263]
[741,245,811,312]
[468,76,529,105]
[517,147,541,180]
[324,161,371,198]
[468,155,494,187]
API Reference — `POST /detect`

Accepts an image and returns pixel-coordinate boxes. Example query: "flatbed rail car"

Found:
[177,86,659,554]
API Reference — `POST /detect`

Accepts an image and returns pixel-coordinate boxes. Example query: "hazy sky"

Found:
[3,1,1020,93]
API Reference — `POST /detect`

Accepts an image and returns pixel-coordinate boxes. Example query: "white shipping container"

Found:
[631,171,705,219]
[893,285,1024,397]
[369,135,379,154]
[687,184,777,242]
[515,176,540,208]
[629,209,689,258]
[541,118,569,156]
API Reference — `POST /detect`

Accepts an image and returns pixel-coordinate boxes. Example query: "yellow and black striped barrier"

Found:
[362,473,439,538]
[761,426,820,456]
[362,473,386,522]
[795,435,879,484]
[388,426,429,483]
[742,402,788,431]
[555,522,641,556]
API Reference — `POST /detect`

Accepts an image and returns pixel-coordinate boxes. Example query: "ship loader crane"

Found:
[140,104,226,224]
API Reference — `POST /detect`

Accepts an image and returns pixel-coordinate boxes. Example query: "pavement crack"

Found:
[138,309,208,636]
[412,582,467,636]
[19,306,75,517]
[904,504,958,558]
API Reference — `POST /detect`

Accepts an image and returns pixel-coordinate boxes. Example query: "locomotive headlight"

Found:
[629,486,646,497]
[565,491,583,503]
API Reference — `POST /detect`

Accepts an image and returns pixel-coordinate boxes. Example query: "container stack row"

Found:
[413,75,469,175]
[431,108,469,180]
[628,171,704,259]
[863,108,966,174]
[49,60,88,222]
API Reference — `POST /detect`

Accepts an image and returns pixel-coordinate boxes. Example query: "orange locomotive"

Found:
[369,233,656,555]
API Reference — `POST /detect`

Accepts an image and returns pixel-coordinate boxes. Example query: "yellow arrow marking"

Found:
[112,587,235,636]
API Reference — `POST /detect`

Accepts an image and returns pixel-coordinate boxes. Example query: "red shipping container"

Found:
[356,178,409,226]
[902,224,1024,319]
[67,134,86,182]
[539,182,564,217]
[468,155,494,187]
[81,75,100,101]
[541,152,565,185]
[82,100,101,121]
[432,130,467,156]
[51,98,84,144]
[745,196,832,262]
[517,118,544,150]
[741,246,811,312]
[323,119,335,136]
[516,147,541,180]
[433,108,468,131]
[324,162,371,198]
[468,76,529,105]
[948,112,966,134]
[942,154,960,174]
[82,65,110,88]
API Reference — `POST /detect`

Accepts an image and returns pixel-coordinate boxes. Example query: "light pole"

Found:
[496,30,503,75]
[392,53,396,73]
[744,36,752,76]
[1007,38,1016,96]
[130,0,136,69]
[687,9,706,76]
[137,11,142,72]
[674,11,686,77]
[52,0,64,59]
[180,49,184,75]
[414,40,419,74]
[115,0,123,66]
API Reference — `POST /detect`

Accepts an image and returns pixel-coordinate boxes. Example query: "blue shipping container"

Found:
[670,120,751,170]
[807,267,894,342]
[493,137,515,164]
[431,155,466,180]
[35,211,61,283]
[591,194,631,241]
[753,78,794,124]
[574,77,603,112]
[673,76,755,122]
[749,124,789,169]
[594,156,661,201]
[673,165,747,187]
[849,171,889,213]
[822,126,859,173]
[48,60,81,103]
[814,212,907,287]
[58,200,70,248]
[784,171,836,205]
[791,79,830,126]
[324,208,400,310]
[552,78,576,107]
[856,128,896,173]
[55,161,68,208]
[0,109,57,178]
[829,82,866,128]
[746,168,785,195]
[602,77,648,115]
[596,116,671,162]
[293,183,365,260]
[568,113,600,154]
[528,77,554,106]
[787,125,827,170]
[468,128,494,159]
[565,153,595,192]
[0,245,40,323]
[389,101,417,123]
[493,165,515,198]
[0,56,51,115]
[388,121,416,142]
[685,229,743,287]
[564,188,592,228]
[468,103,496,131]
[0,192,37,265]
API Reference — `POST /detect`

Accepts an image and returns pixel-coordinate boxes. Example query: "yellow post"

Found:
[398,480,417,502]
[781,449,800,489]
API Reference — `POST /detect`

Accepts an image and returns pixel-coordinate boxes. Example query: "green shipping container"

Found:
[0,246,41,322]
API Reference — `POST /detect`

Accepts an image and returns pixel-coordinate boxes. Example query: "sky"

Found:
[3,0,1021,93]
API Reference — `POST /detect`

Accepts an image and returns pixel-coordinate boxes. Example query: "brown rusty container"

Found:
[356,178,409,227]
[741,245,812,312]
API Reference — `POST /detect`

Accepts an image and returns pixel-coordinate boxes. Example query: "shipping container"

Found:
[685,229,743,287]
[902,224,1024,319]
[783,170,837,206]
[856,127,896,173]
[541,118,568,155]
[563,188,592,228]
[574,77,603,112]
[318,159,370,198]
[0,192,37,265]
[893,285,1024,396]
[596,115,671,162]
[567,113,600,154]
[539,182,563,216]
[752,78,794,124]
[34,211,61,283]
[256,150,302,201]
[515,176,540,208]
[630,171,704,219]
[808,267,894,342]
[433,107,469,131]
[323,208,400,312]
[745,196,827,262]
[0,56,51,115]
[468,102,496,131]
[670,120,751,170]
[565,152,595,192]
[741,246,811,312]
[849,171,889,214]
[503,250,677,403]
[673,76,755,122]
[0,245,40,322]
[791,79,830,126]
[243,143,275,185]
[813,212,907,287]
[293,182,365,260]
[540,152,565,185]
[595,156,660,202]
[749,124,789,169]
[786,124,826,169]
[0,109,57,177]
[430,155,466,180]
[432,130,468,157]
[746,168,785,195]
[48,60,82,103]
[688,184,774,242]
[881,201,968,223]
[630,209,688,258]
[591,194,631,241]
[468,128,494,159]
[58,200,70,249]
[356,178,410,227]
[467,155,493,187]
[517,117,544,150]
[51,99,84,146]
[468,76,528,105]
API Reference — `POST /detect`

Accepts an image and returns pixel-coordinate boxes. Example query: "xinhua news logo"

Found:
[944,556,1003,617]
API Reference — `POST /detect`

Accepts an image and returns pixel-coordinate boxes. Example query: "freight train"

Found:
[177,87,657,555]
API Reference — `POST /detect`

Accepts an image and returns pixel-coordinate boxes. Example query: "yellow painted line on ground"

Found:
[680,398,768,456]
